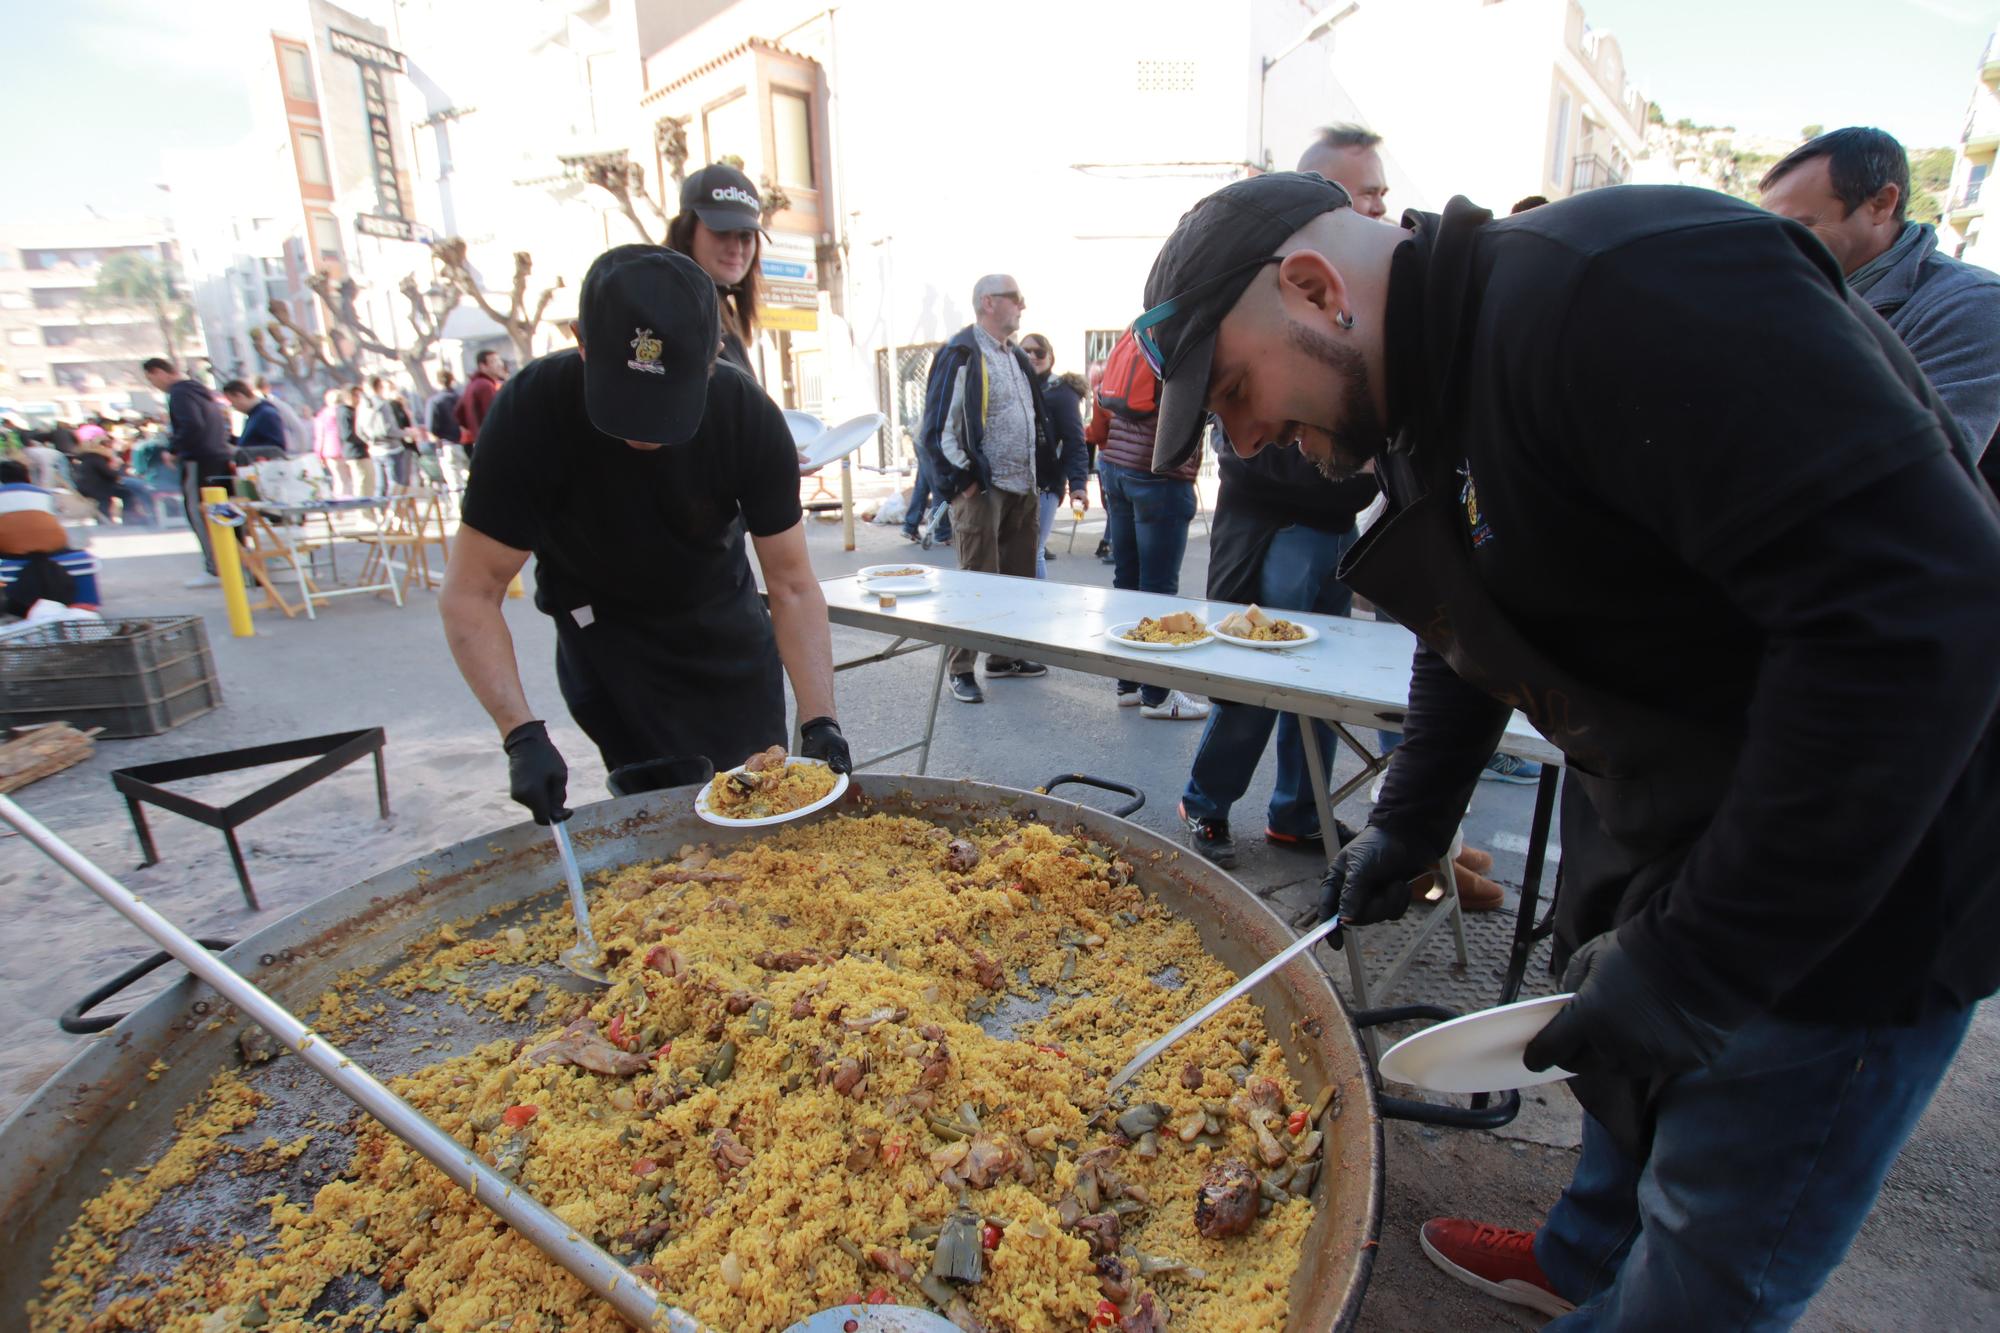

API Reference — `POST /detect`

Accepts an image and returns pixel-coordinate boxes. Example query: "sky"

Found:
[1,0,1994,224]
[1582,0,1994,147]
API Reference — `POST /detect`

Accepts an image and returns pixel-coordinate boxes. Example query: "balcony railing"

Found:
[1571,154,1625,194]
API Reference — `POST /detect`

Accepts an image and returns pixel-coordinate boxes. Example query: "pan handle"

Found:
[60,938,239,1034]
[1041,773,1145,819]
[1352,1003,1524,1130]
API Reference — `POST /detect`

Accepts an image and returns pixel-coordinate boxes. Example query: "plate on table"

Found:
[1210,619,1320,650]
[1104,620,1213,651]
[694,756,850,828]
[857,563,940,596]
[1376,994,1576,1094]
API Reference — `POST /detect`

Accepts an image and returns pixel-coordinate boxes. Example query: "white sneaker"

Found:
[1141,690,1211,721]
[1117,688,1141,707]
[182,573,221,588]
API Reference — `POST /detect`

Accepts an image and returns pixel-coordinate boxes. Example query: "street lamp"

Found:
[1258,1,1361,171]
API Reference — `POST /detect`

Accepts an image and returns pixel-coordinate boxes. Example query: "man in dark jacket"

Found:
[1760,126,2000,457]
[222,380,288,461]
[917,274,1060,703]
[143,356,233,583]
[1176,442,1377,861]
[1140,171,2000,1326]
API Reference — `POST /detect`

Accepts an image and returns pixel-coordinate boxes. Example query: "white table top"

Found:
[821,569,1563,767]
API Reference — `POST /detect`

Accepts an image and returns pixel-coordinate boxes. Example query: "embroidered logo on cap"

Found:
[627,327,665,375]
[710,185,759,208]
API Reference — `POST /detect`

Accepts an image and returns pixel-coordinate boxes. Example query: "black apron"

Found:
[534,446,785,777]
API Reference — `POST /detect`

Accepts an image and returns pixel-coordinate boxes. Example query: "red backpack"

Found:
[1095,330,1158,421]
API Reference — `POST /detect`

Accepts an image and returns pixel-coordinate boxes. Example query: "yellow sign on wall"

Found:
[761,305,819,332]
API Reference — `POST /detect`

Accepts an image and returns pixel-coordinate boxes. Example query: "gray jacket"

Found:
[1865,224,2000,459]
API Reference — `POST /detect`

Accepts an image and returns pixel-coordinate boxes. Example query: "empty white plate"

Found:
[1377,994,1576,1094]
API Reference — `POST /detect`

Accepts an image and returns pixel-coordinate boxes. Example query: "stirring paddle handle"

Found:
[0,794,701,1333]
[1106,915,1343,1094]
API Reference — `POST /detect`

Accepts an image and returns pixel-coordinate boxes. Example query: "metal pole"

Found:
[0,794,702,1333]
[879,236,899,469]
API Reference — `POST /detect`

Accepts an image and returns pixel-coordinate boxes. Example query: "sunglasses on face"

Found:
[1023,345,1050,358]
[993,291,1024,305]
[1132,254,1282,376]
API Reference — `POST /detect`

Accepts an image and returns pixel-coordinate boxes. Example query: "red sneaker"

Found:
[1419,1217,1575,1317]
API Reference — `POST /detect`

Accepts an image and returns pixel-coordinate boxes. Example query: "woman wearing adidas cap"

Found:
[440,244,848,823]
[669,163,766,378]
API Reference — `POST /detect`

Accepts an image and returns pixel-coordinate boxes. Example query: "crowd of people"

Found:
[5,115,1996,1330]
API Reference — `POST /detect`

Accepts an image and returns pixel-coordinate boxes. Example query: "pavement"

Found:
[0,497,1992,1330]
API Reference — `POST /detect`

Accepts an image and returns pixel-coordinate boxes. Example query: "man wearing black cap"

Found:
[440,244,848,823]
[1139,172,2000,1324]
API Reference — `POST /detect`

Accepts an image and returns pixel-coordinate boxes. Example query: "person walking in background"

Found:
[1298,123,1391,220]
[312,388,349,497]
[1020,333,1088,578]
[362,376,414,494]
[425,369,467,494]
[455,349,506,453]
[1760,126,2000,458]
[223,380,289,462]
[256,377,310,455]
[669,163,766,378]
[142,356,234,585]
[1086,329,1209,721]
[918,273,1060,704]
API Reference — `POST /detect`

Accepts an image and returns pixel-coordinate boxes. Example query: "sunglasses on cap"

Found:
[1131,253,1283,376]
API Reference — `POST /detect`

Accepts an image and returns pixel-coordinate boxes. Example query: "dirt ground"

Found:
[1,503,1991,1330]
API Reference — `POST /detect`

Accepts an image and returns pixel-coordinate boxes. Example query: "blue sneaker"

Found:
[1480,754,1543,784]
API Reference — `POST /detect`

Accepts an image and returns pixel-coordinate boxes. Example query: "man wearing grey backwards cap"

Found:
[1138,171,2000,1326]
[442,244,848,825]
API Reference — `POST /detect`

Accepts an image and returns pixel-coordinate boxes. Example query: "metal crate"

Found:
[0,616,222,738]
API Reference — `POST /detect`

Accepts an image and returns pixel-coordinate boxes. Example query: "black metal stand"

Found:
[1499,765,1564,1005]
[110,729,389,911]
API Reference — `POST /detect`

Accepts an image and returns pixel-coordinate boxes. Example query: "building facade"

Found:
[632,0,1646,462]
[1946,28,2000,272]
[0,219,195,423]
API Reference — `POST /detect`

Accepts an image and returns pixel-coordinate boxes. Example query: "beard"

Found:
[1282,319,1386,482]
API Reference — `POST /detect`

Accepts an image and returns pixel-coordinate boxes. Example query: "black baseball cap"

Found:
[680,163,764,233]
[576,245,719,445]
[1140,171,1352,471]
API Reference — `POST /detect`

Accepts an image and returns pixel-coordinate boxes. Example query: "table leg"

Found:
[1500,765,1562,1005]
[1297,714,1381,1061]
[223,827,259,911]
[285,522,315,621]
[917,644,948,776]
[125,796,158,867]
[372,746,392,820]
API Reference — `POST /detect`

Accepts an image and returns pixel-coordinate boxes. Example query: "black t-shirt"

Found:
[461,349,802,618]
[1373,186,2000,1024]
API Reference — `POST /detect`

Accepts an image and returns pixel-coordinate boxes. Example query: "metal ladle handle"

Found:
[551,818,602,955]
[0,794,703,1333]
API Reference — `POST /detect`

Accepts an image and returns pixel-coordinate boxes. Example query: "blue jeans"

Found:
[1099,461,1197,707]
[1035,490,1061,579]
[1182,524,1355,834]
[1537,1003,1974,1330]
[903,453,951,540]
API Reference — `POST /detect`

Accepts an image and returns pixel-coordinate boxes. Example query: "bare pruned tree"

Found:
[253,298,350,392]
[431,239,563,367]
[565,150,670,244]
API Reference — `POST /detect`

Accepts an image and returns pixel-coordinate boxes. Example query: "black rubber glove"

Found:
[1314,824,1433,947]
[502,720,570,825]
[797,716,852,775]
[1524,932,1734,1079]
